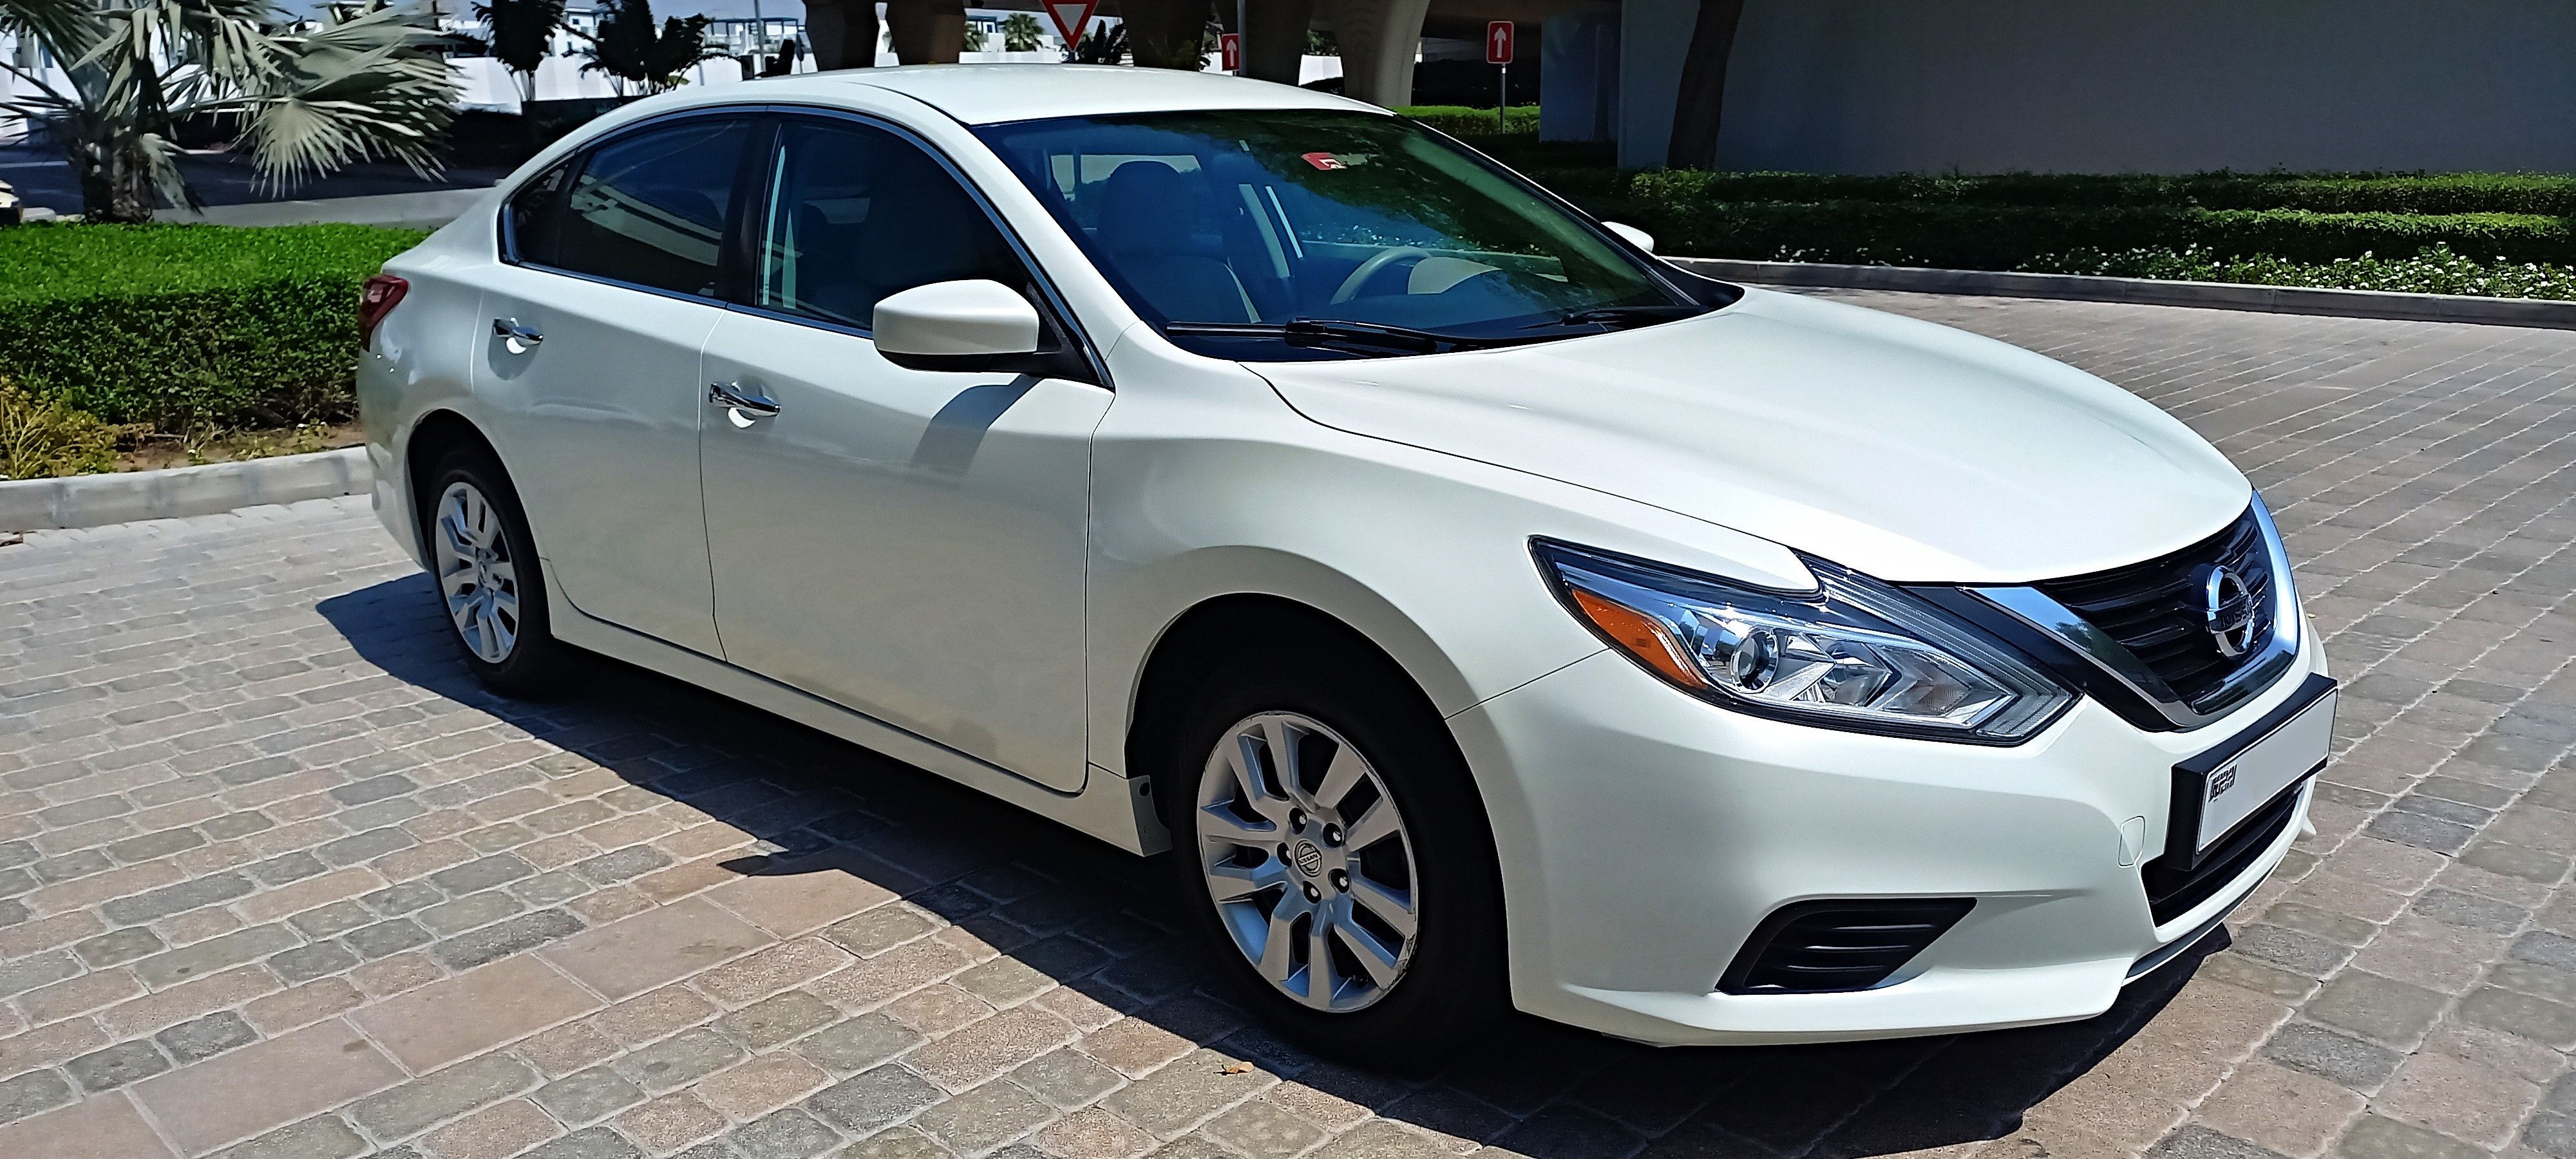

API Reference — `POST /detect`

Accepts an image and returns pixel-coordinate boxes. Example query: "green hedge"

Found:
[1613,189,2576,269]
[0,223,427,430]
[1627,167,2576,216]
[1397,105,1540,138]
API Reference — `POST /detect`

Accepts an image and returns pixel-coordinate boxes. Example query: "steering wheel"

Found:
[1329,246,1433,305]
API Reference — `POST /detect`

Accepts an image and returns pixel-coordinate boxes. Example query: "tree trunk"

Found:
[886,0,965,64]
[73,142,156,224]
[1239,0,1314,86]
[806,0,880,68]
[1122,0,1212,70]
[1665,0,1743,171]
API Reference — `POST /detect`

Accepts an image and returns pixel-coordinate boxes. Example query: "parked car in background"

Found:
[356,66,2332,1060]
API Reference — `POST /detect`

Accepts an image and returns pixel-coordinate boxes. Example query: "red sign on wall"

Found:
[1485,21,1514,65]
[1220,32,1241,72]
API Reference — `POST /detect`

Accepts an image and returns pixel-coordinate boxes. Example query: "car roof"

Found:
[674,64,1387,126]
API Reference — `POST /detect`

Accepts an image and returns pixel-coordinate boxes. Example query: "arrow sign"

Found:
[1220,32,1241,72]
[1485,20,1513,65]
[1047,1,1099,50]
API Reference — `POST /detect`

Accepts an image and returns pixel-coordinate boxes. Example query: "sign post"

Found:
[1485,21,1513,131]
[1220,32,1241,73]
[1046,0,1099,54]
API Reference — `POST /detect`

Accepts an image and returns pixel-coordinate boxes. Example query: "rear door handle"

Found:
[492,318,544,353]
[708,381,781,418]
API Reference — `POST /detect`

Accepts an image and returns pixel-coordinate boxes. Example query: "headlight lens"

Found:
[1534,540,2075,743]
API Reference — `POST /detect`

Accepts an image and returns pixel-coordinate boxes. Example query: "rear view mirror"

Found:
[874,280,1043,372]
[1603,221,1656,254]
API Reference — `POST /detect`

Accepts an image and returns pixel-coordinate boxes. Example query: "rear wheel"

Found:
[422,447,573,695]
[1157,641,1506,1065]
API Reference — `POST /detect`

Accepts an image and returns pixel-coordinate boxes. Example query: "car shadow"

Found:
[316,572,2213,1158]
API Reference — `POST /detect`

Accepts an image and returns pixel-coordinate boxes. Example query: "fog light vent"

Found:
[1718,899,1975,995]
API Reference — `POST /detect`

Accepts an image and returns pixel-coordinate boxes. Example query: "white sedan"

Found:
[357,65,2332,1059]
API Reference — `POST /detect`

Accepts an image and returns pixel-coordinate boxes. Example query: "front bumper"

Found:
[1448,624,2326,1046]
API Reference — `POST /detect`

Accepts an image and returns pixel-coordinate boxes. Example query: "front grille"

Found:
[2141,782,2302,925]
[2034,507,2274,709]
[1718,900,1974,994]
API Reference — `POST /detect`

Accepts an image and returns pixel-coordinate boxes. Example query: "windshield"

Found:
[973,109,1714,359]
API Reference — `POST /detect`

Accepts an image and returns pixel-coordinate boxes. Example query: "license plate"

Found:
[2170,674,2335,865]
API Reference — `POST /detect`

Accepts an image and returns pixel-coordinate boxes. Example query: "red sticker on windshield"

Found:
[1302,153,1345,171]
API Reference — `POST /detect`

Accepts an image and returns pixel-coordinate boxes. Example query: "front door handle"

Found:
[492,318,544,353]
[708,381,781,418]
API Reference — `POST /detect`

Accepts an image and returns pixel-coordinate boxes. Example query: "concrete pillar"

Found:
[1319,0,1428,108]
[804,0,880,68]
[1616,0,1694,167]
[887,0,965,64]
[1238,0,1315,86]
[1540,2,1618,140]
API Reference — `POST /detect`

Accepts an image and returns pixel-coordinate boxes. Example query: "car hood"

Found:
[1252,287,2249,584]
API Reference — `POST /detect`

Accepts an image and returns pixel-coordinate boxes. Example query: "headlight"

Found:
[1533,540,2075,744]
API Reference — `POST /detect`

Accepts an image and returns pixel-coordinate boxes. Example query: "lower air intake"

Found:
[1718,899,1976,995]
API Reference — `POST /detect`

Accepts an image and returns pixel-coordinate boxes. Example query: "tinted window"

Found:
[752,118,1026,330]
[504,161,574,266]
[545,118,753,296]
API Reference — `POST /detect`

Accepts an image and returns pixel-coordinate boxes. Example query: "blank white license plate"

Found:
[2192,685,2334,853]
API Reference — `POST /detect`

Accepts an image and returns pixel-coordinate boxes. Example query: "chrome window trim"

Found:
[1969,495,2302,731]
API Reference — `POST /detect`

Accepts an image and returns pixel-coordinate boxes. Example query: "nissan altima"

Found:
[357,65,2333,1059]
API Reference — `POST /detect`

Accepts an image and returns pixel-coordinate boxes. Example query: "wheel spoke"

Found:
[1197,802,1275,848]
[1304,913,1339,1007]
[1348,875,1417,938]
[1226,736,1291,825]
[1261,719,1311,807]
[1341,797,1400,853]
[1204,858,1284,903]
[440,567,479,597]
[1256,906,1298,984]
[484,560,517,588]
[1313,744,1366,813]
[489,588,521,625]
[1332,915,1403,988]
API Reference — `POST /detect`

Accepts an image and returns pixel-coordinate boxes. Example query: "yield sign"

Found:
[1046,0,1099,49]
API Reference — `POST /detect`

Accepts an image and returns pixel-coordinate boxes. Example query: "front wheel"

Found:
[1158,645,1507,1065]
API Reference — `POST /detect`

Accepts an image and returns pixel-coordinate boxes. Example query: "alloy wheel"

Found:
[1195,712,1419,1012]
[431,481,522,664]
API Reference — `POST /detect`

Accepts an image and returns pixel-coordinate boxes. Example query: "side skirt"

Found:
[541,559,1172,856]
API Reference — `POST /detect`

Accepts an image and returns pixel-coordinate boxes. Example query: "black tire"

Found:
[418,445,575,697]
[1153,636,1508,1068]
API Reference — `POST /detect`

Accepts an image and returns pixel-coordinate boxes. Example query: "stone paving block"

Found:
[0,1091,175,1159]
[421,1097,562,1159]
[2336,1114,2486,1159]
[133,922,299,986]
[724,1107,842,1159]
[349,1053,539,1140]
[2372,1050,2544,1148]
[614,1091,728,1153]
[210,1115,370,1159]
[156,1009,259,1063]
[806,1064,947,1135]
[353,954,598,1071]
[133,1018,406,1155]
[524,1126,648,1159]
[2306,971,2451,1047]
[616,1026,749,1094]
[65,1038,172,1091]
[916,1078,1056,1154]
[2264,1022,2403,1091]
[431,907,585,970]
[540,897,770,1000]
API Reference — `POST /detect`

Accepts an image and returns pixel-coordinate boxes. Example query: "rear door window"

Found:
[539,117,757,297]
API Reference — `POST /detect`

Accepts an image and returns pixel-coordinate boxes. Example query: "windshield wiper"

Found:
[1543,303,1709,329]
[1164,318,1526,355]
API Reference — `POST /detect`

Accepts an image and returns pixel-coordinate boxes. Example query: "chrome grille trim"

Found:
[1969,495,2302,731]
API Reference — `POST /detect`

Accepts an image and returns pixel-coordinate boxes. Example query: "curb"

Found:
[0,447,371,532]
[1666,258,2576,330]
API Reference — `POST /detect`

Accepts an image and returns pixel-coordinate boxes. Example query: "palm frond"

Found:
[0,0,95,49]
[218,1,459,188]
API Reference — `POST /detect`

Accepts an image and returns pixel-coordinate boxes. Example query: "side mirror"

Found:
[1602,221,1656,254]
[873,279,1043,373]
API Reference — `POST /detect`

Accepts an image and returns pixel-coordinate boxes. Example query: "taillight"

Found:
[359,274,410,348]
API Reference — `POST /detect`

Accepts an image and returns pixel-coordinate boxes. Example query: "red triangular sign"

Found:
[1046,1,1099,48]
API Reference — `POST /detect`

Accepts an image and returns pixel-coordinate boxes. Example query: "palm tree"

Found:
[999,12,1041,53]
[0,0,459,223]
[578,0,719,97]
[475,0,566,102]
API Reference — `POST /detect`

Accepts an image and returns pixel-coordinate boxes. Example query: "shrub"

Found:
[0,377,137,481]
[1618,196,2576,270]
[2021,244,2576,301]
[0,223,428,430]
[1398,104,1541,138]
[1622,167,2576,216]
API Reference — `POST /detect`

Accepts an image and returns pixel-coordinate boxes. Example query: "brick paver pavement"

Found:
[3,290,2574,1159]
